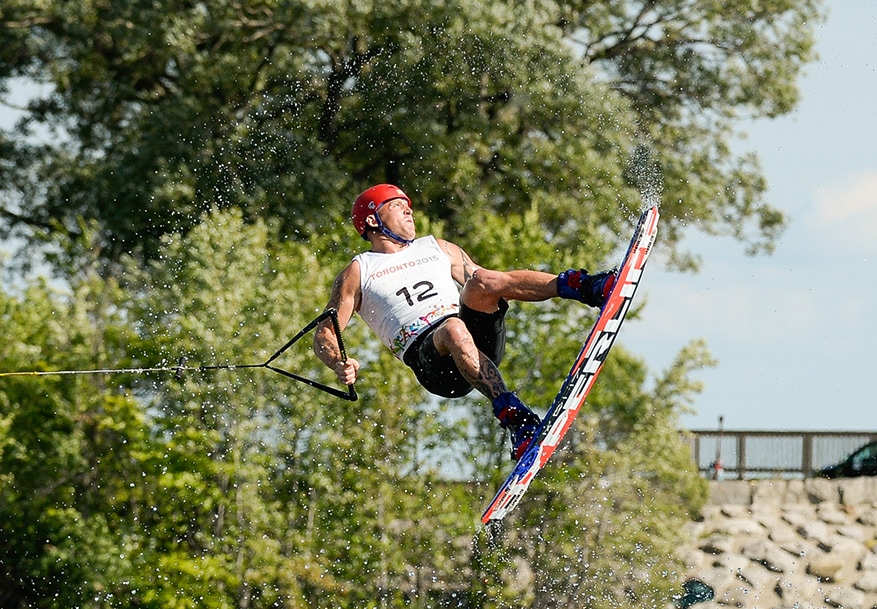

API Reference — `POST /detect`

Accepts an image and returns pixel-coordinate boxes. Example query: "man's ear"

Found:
[364,214,379,230]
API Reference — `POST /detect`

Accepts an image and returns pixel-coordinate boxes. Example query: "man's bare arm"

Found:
[438,238,480,286]
[313,261,361,383]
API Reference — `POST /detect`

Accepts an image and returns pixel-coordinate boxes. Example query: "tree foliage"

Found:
[0,206,716,607]
[0,265,153,606]
[0,0,823,606]
[461,207,714,609]
[0,0,823,268]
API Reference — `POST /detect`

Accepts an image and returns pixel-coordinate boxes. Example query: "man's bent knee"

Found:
[432,317,473,356]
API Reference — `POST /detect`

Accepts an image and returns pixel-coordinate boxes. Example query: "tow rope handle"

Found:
[0,309,358,402]
[262,308,357,402]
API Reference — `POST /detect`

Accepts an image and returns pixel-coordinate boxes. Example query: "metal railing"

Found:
[685,429,877,480]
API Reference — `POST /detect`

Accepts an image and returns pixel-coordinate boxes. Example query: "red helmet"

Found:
[351,184,411,239]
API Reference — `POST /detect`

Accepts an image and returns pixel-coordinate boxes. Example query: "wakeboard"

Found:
[481,204,660,523]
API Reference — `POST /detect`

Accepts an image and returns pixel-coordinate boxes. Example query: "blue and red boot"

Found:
[492,392,541,461]
[557,268,617,308]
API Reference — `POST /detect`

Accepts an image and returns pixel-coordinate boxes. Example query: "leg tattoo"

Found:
[452,347,507,399]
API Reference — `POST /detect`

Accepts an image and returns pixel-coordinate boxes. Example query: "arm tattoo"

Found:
[326,275,343,311]
[443,242,477,283]
[461,249,478,283]
[314,270,351,366]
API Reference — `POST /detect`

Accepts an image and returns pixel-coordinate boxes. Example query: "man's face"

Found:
[375,198,415,241]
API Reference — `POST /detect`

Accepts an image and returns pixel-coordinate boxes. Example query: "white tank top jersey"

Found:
[354,236,462,359]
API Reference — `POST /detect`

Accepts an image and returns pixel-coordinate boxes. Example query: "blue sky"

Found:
[2,5,874,434]
[624,3,877,432]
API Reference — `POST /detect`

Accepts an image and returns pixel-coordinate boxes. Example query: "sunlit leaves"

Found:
[0,0,825,604]
[1,0,824,269]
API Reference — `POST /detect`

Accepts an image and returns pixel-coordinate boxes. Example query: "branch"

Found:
[319,38,385,148]
[0,205,56,232]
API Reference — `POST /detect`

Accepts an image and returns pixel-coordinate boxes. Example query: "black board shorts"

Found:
[402,299,508,398]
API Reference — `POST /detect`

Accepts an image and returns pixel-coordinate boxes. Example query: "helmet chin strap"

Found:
[372,211,413,245]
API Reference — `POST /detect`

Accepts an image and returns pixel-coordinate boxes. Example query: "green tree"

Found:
[0,263,163,607]
[0,0,823,268]
[456,205,713,608]
[1,208,487,608]
[466,345,713,609]
[1,207,717,607]
[123,208,339,606]
[124,208,486,607]
[0,0,826,604]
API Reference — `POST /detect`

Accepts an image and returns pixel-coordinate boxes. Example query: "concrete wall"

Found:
[681,478,877,609]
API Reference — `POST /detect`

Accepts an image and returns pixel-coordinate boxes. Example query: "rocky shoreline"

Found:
[680,477,877,609]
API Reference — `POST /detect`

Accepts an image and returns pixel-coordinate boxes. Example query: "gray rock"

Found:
[688,479,877,609]
[713,517,765,536]
[709,480,751,505]
[808,554,846,582]
[839,477,877,506]
[823,535,868,565]
[824,585,866,609]
[860,552,877,572]
[778,538,814,559]
[774,573,822,603]
[720,504,752,518]
[712,552,750,574]
[857,508,877,527]
[806,477,841,503]
[751,480,786,509]
[719,580,780,608]
[854,570,877,593]
[783,506,817,529]
[700,534,734,555]
[797,520,833,545]
[784,478,807,503]
[768,526,800,547]
[680,548,706,570]
[741,539,799,573]
[697,565,737,592]
[700,504,723,520]
[735,562,778,589]
[818,502,852,525]
[836,524,869,542]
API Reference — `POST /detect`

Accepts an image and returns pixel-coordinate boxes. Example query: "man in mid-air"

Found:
[314,184,615,460]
